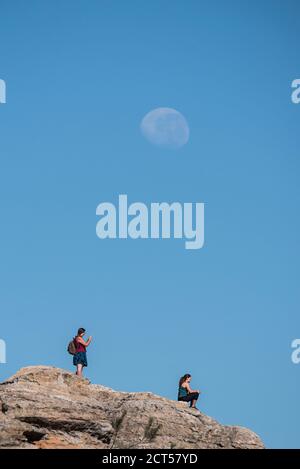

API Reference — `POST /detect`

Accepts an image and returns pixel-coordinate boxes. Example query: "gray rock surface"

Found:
[0,366,264,449]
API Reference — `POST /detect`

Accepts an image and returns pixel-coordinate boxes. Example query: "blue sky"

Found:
[0,0,299,448]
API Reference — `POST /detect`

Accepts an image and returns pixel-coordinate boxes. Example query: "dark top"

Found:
[178,385,188,398]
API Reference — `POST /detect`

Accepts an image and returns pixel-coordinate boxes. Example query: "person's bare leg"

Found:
[76,364,83,377]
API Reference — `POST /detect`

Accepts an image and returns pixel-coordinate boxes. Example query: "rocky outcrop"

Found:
[0,366,264,449]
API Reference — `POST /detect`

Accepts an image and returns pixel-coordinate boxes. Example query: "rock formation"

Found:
[0,366,264,449]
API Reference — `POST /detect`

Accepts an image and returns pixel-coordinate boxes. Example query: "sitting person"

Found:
[178,373,201,409]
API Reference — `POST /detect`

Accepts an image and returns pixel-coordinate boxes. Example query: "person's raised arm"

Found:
[77,336,92,347]
[186,383,200,394]
[86,336,92,347]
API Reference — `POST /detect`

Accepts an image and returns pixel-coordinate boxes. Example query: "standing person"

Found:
[73,328,92,377]
[178,373,201,409]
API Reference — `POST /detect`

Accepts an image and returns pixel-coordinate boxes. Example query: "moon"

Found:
[140,107,190,149]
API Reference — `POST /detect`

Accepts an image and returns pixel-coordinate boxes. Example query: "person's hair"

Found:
[77,327,86,336]
[179,374,191,387]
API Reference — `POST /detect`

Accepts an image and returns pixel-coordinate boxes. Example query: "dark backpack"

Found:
[67,338,77,355]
